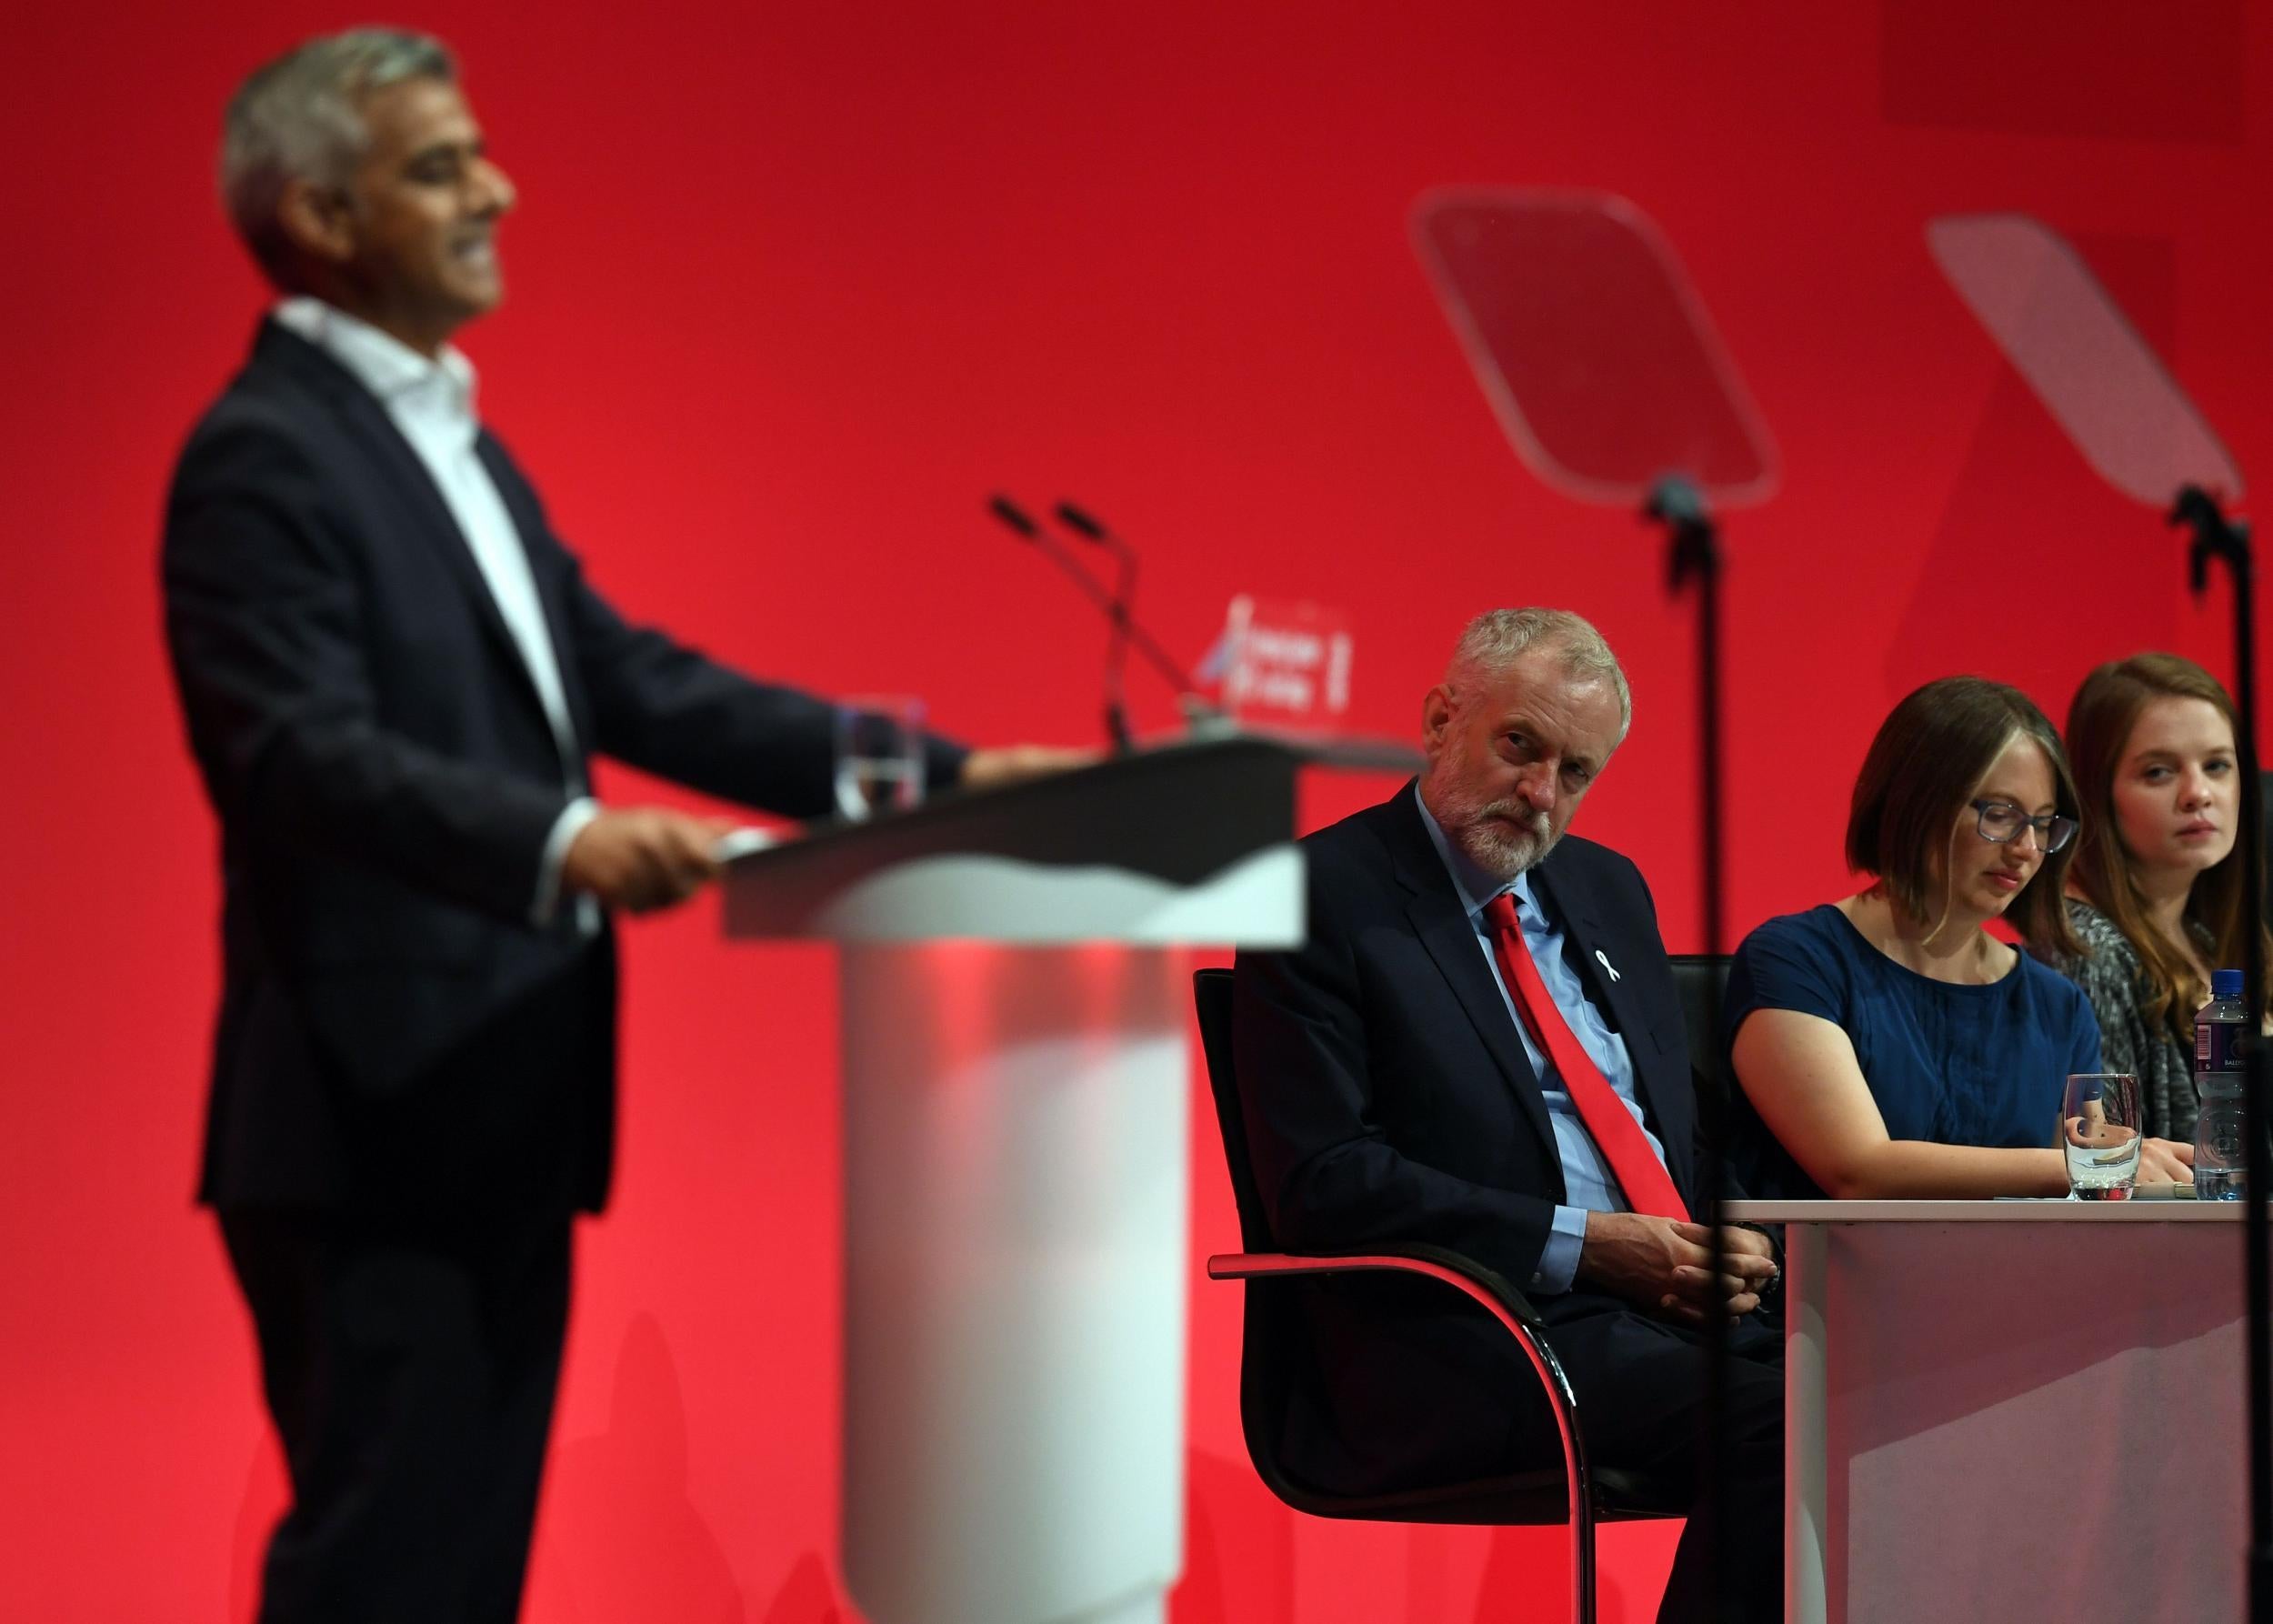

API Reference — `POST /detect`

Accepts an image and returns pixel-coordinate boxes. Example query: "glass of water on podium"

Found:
[835,697,925,822]
[2060,1072,2143,1199]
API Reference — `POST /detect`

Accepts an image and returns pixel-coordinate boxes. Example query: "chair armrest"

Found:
[1207,1244,1565,1399]
[1208,1240,1547,1328]
[1206,1243,1596,1535]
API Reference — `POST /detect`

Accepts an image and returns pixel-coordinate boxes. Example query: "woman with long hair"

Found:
[1725,676,2195,1200]
[2037,653,2272,1141]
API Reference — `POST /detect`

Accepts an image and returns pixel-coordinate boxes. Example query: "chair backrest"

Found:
[1667,953,1729,1098]
[1195,964,1333,1508]
[1193,966,1277,1255]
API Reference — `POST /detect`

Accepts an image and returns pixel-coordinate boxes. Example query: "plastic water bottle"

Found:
[2194,968,2249,1201]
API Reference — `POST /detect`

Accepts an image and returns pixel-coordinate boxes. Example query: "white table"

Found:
[1725,1200,2248,1624]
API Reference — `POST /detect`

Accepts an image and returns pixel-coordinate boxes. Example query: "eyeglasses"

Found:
[1969,798,2077,853]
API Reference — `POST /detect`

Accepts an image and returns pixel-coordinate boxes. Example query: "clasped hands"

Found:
[1575,1211,1780,1326]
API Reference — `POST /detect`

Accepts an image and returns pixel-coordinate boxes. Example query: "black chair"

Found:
[1194,967,1687,1624]
[1668,953,1730,1104]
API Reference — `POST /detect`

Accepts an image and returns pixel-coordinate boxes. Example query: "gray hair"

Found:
[218,28,457,285]
[1443,607,1632,741]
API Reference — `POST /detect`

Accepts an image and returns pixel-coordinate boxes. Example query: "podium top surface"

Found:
[720,730,1419,945]
[723,731,1416,877]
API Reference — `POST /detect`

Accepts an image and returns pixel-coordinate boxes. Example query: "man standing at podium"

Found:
[162,29,1065,1624]
[1234,608,1782,1623]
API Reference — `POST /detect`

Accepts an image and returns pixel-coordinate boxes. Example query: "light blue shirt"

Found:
[1415,788,1672,1293]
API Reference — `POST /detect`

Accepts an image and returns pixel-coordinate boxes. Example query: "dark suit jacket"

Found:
[1231,786,1706,1493]
[163,317,966,1216]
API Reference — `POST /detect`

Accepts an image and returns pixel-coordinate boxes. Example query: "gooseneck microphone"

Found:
[1044,501,1212,710]
[986,495,1136,751]
[1050,503,1139,763]
[986,495,1212,749]
[986,494,1043,538]
[1049,501,1115,545]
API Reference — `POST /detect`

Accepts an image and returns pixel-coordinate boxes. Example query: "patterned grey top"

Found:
[2033,897,2200,1143]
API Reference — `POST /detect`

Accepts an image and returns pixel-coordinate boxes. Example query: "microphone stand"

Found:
[986,496,1213,747]
[1645,472,1737,1621]
[1053,504,1140,759]
[2172,484,2272,1623]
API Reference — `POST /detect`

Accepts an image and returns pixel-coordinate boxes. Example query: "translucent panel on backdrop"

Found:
[1411,187,1779,507]
[1928,213,2243,506]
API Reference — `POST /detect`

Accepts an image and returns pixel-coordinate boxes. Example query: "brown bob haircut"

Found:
[1846,676,2083,955]
[2064,652,2273,1042]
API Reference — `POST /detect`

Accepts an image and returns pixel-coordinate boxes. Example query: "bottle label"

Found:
[2198,1019,2248,1073]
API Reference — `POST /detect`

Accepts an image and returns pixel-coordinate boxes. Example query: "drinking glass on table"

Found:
[2059,1072,2143,1200]
[834,697,926,822]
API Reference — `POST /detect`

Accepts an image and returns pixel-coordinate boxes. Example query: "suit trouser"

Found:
[220,1206,573,1624]
[1538,1293,1785,1624]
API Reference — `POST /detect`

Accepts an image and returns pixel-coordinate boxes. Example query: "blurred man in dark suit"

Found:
[1233,608,1782,1623]
[164,28,1067,1624]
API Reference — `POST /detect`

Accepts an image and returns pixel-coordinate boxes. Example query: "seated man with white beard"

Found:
[1232,607,1784,1624]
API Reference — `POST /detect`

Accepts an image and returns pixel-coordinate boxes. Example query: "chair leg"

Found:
[1507,1327,1597,1624]
[1568,1489,1597,1624]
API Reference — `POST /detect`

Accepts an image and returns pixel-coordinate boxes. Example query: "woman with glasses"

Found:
[1724,677,2195,1200]
[2032,654,2271,1142]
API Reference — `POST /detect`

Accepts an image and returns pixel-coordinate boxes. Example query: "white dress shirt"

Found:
[274,297,599,927]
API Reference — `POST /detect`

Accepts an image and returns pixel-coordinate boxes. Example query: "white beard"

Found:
[1433,784,1557,883]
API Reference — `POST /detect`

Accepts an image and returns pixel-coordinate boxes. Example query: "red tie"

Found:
[1482,892,1688,1222]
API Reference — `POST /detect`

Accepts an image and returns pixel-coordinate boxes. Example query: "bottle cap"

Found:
[2214,968,2245,997]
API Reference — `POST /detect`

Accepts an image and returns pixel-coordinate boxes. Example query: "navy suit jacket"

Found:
[1231,787,1705,1491]
[163,318,965,1215]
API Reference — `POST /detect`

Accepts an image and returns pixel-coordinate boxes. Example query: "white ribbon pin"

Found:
[1595,948,1621,983]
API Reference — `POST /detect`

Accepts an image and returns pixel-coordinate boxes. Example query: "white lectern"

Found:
[723,736,1416,1624]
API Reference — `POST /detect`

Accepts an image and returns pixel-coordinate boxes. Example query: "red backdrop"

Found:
[5,3,2269,1619]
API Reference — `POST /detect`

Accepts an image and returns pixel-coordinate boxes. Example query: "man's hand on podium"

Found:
[564,807,737,914]
[961,745,1102,789]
